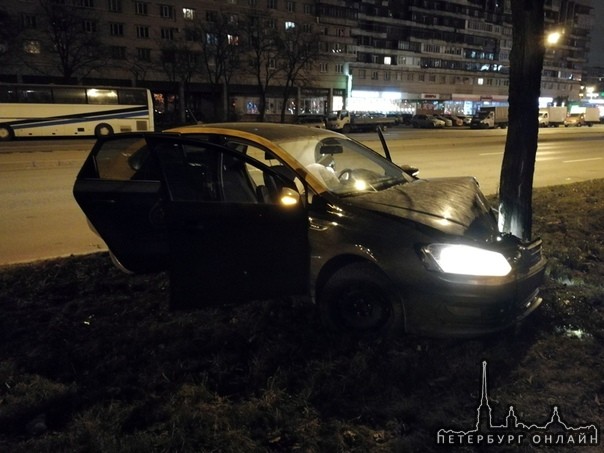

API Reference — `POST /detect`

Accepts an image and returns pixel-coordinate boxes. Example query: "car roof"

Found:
[165,122,340,142]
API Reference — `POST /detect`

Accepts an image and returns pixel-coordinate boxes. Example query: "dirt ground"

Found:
[1,180,603,452]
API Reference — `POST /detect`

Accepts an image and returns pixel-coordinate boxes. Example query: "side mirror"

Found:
[400,164,419,178]
[279,187,301,206]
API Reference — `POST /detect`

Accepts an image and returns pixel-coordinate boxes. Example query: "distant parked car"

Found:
[434,115,453,127]
[452,114,471,126]
[411,114,446,129]
[564,113,585,127]
[296,114,326,128]
[443,114,465,127]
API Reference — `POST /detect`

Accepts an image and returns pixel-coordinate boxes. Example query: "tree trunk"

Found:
[498,0,545,241]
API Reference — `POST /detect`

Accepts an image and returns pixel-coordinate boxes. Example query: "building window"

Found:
[21,14,37,29]
[161,28,177,40]
[111,46,127,59]
[285,21,295,30]
[320,63,327,73]
[384,56,391,65]
[75,0,95,7]
[182,8,195,21]
[110,23,124,36]
[371,71,378,80]
[23,40,41,54]
[137,48,151,61]
[160,4,175,19]
[83,20,96,33]
[287,1,295,12]
[302,24,312,33]
[384,71,391,81]
[136,25,150,38]
[249,0,257,6]
[108,0,122,13]
[303,3,313,14]
[134,1,148,15]
[267,19,276,29]
[269,58,276,69]
[227,34,239,45]
[335,64,344,73]
[267,0,277,9]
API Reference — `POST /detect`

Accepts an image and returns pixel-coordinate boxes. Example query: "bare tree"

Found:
[158,38,201,124]
[190,12,242,121]
[276,22,323,122]
[30,0,106,82]
[498,0,545,241]
[241,12,283,121]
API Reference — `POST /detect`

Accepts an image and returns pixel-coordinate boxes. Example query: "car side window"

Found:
[95,137,159,181]
[224,139,306,197]
[156,140,298,205]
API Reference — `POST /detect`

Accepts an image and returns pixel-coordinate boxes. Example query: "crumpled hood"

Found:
[346,177,498,238]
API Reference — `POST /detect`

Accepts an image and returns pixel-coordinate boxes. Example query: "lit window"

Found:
[477,78,484,85]
[384,56,391,65]
[183,8,195,21]
[23,40,41,54]
[285,21,295,30]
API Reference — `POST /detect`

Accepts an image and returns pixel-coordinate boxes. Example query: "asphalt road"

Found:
[1,126,602,266]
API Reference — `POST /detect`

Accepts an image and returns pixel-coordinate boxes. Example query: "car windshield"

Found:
[274,135,412,196]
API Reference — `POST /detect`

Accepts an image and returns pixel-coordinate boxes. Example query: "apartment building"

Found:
[0,0,593,120]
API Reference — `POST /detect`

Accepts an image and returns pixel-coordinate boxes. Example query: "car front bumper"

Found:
[403,240,547,337]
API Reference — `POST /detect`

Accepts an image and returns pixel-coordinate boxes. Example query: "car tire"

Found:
[95,123,114,138]
[318,262,404,339]
[0,124,15,141]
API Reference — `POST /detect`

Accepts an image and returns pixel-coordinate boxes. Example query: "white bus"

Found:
[0,83,154,140]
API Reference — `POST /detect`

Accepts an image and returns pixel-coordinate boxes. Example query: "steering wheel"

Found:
[338,168,353,182]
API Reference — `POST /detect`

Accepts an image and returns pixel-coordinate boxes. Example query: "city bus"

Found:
[0,83,154,140]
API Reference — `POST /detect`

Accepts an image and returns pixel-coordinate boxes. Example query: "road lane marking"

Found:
[563,157,603,163]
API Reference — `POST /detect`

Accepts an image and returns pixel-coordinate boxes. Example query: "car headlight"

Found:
[421,244,512,277]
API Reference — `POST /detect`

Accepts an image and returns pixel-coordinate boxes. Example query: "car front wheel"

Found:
[319,262,404,339]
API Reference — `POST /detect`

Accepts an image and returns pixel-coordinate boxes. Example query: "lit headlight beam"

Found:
[422,244,512,277]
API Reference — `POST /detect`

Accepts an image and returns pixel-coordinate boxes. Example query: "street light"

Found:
[546,31,562,46]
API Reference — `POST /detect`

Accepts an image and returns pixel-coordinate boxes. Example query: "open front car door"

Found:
[151,136,310,308]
